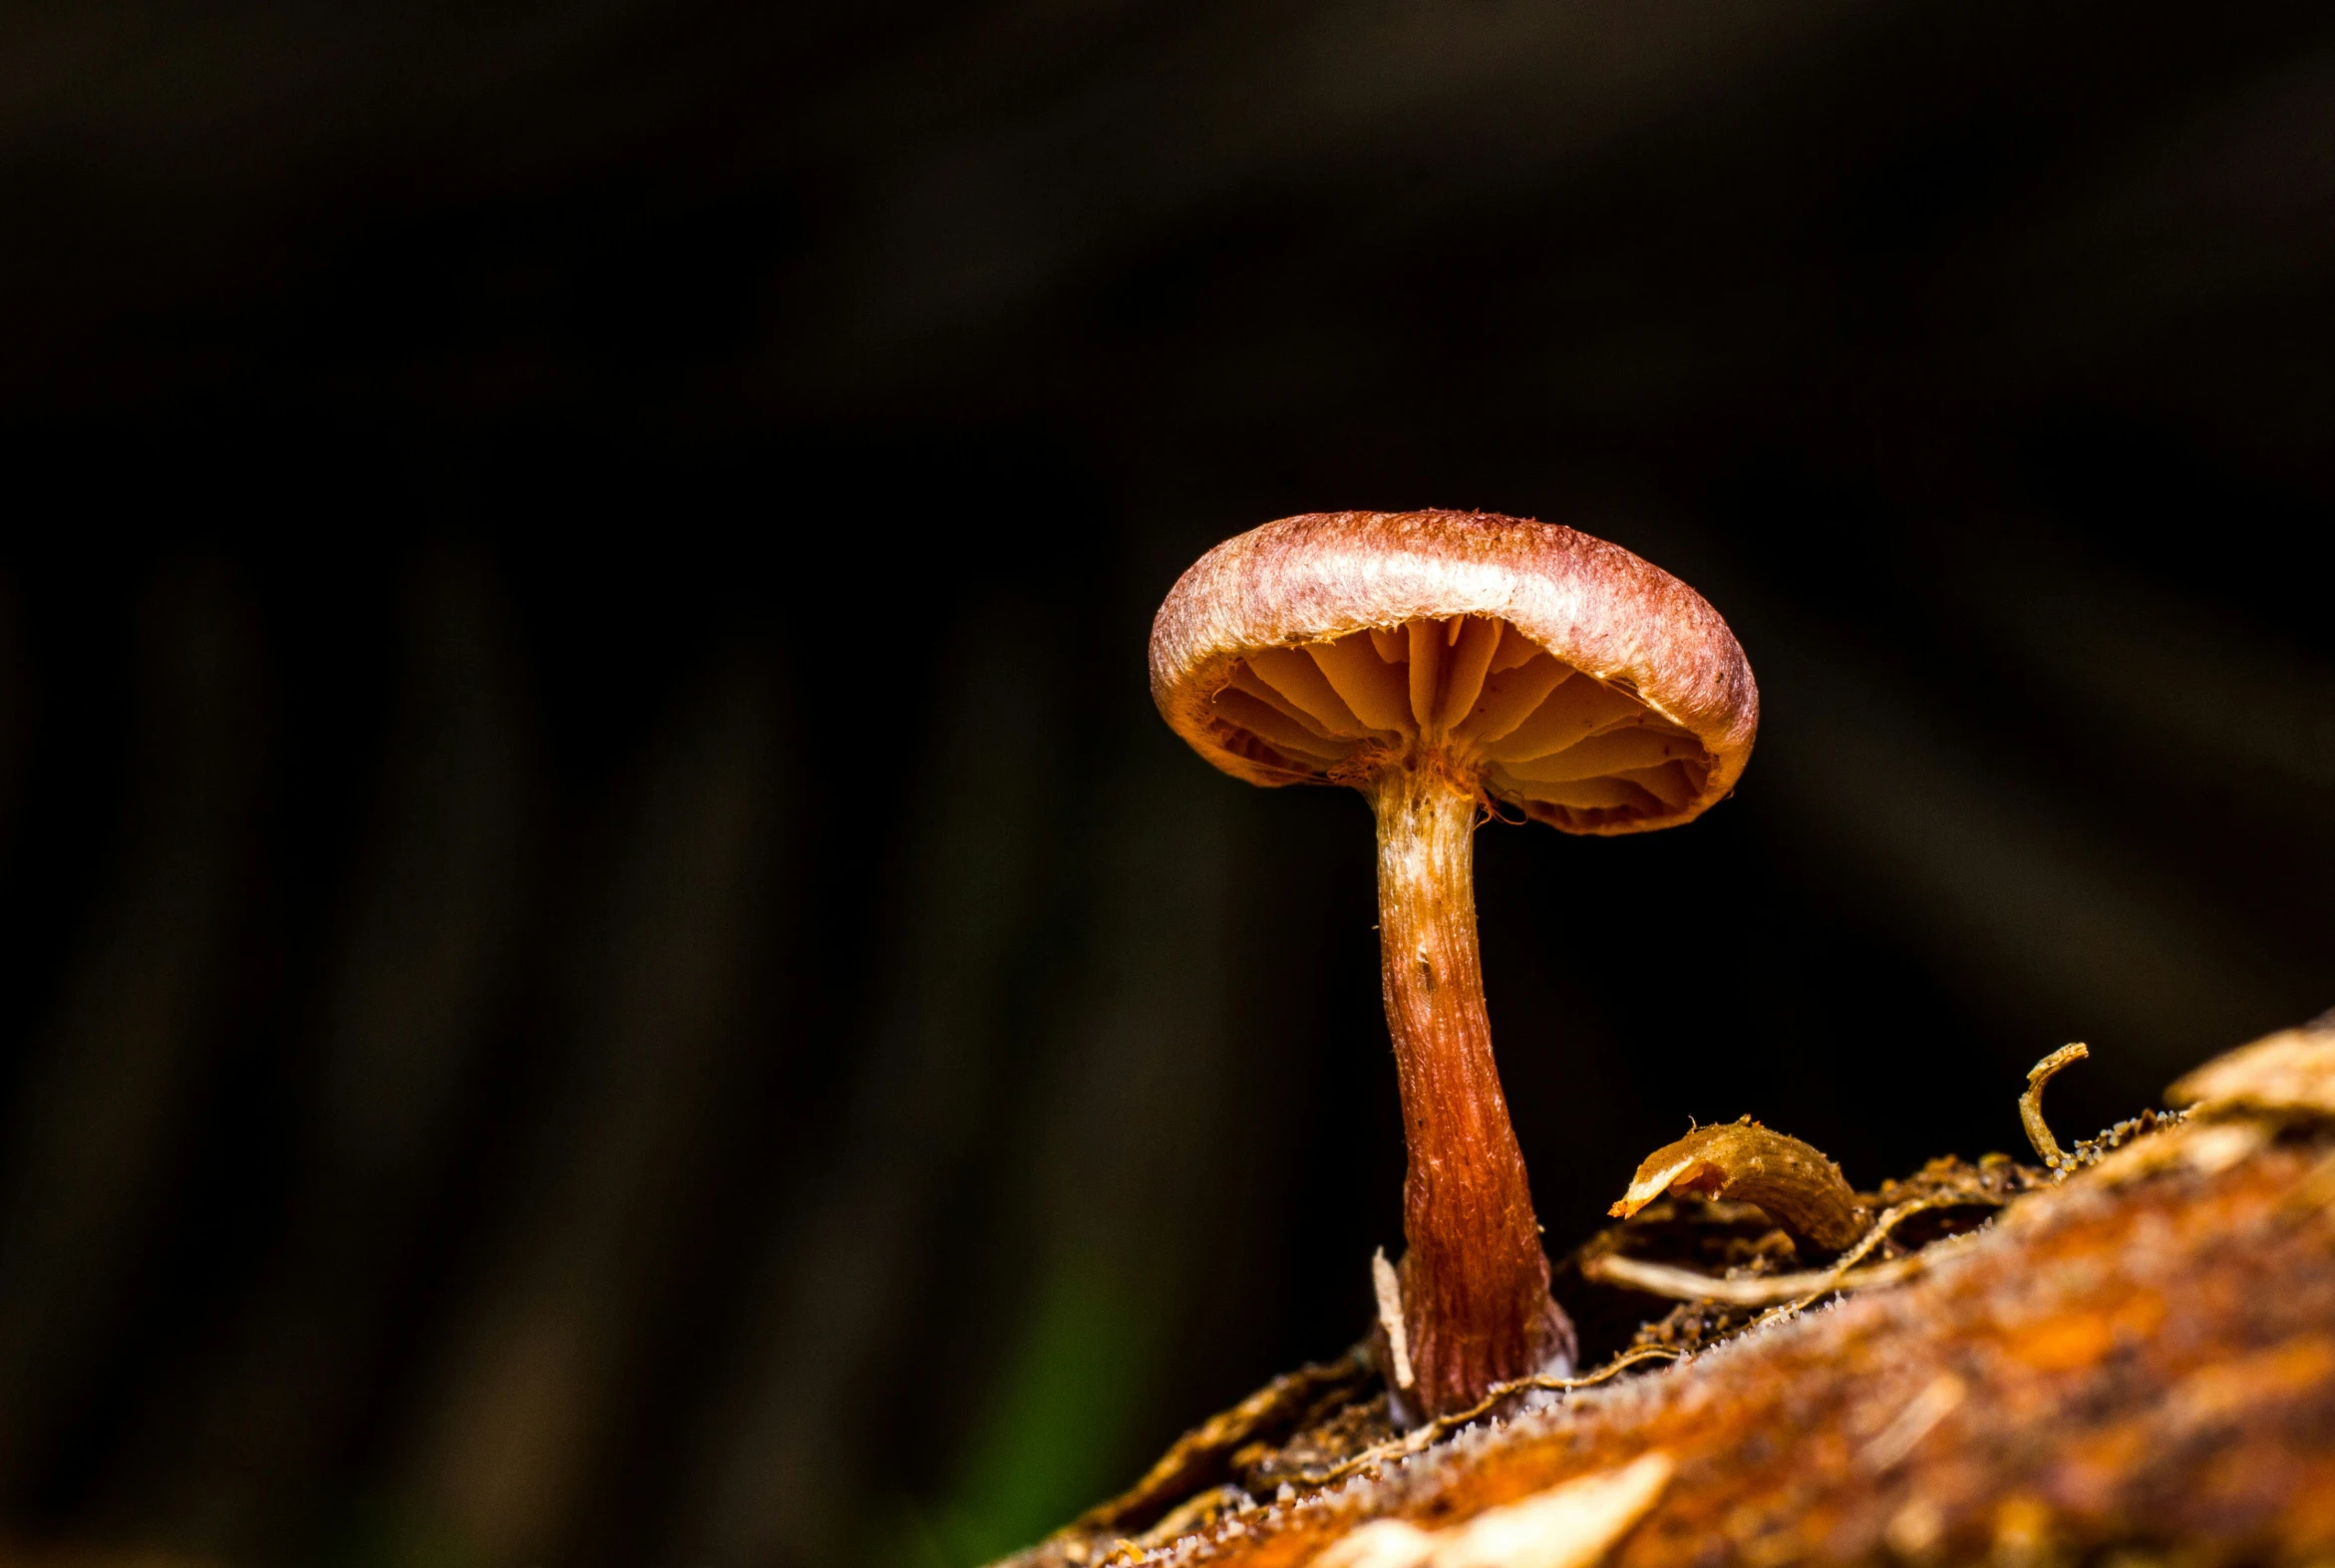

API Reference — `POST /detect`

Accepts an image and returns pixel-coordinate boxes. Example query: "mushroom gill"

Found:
[1206,615,1714,831]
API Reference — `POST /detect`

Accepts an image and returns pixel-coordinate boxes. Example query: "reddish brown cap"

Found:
[1150,509,1758,834]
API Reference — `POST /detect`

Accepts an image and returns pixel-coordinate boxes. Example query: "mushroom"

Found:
[1151,510,1758,1420]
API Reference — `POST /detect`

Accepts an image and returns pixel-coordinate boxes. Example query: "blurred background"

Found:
[1,0,2332,1563]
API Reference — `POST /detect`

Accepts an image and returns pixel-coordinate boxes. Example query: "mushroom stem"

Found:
[1371,763,1570,1419]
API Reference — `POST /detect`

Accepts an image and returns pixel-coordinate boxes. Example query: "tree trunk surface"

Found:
[1005,1022,2335,1568]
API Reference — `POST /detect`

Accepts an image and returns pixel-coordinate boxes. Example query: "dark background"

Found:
[3,2,2333,1564]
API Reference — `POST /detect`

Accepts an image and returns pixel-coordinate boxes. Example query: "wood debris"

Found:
[1005,1018,2335,1568]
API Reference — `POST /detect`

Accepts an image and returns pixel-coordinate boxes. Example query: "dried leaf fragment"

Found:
[1315,1520,1438,1568]
[1429,1452,1673,1568]
[1583,1240,1954,1308]
[1374,1248,1416,1393]
[1609,1120,1866,1251]
[1314,1452,1673,1568]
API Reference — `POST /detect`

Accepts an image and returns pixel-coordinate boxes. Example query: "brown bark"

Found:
[1007,1028,2335,1568]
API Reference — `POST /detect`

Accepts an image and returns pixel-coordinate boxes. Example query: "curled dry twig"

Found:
[2021,1043,2090,1172]
[1589,1247,1927,1309]
[1584,1192,2001,1309]
[1830,1192,1975,1272]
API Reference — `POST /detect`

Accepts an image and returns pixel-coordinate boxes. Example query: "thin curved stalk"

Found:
[1372,764,1567,1417]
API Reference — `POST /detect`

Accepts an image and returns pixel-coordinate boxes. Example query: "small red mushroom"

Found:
[1151,510,1758,1421]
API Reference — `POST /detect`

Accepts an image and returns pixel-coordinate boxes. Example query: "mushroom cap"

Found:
[1150,509,1758,834]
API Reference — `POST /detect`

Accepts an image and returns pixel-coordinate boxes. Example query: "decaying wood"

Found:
[1070,1354,1377,1538]
[1004,1020,2335,1568]
[2168,1012,2335,1118]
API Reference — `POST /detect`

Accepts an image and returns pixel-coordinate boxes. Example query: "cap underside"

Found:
[1204,614,1712,831]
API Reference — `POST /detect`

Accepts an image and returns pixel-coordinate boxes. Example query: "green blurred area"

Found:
[888,1259,1162,1568]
